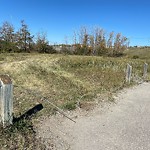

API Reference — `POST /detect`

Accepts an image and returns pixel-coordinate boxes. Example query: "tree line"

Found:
[0,20,55,53]
[0,21,129,56]
[72,27,129,56]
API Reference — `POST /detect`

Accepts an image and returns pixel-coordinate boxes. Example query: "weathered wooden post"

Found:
[126,64,132,83]
[143,63,148,79]
[0,75,13,126]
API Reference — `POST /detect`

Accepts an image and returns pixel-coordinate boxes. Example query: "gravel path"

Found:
[36,82,150,150]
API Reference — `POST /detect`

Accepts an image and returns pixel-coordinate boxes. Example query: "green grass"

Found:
[0,52,149,149]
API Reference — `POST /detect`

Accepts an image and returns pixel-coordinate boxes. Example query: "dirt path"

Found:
[36,82,150,150]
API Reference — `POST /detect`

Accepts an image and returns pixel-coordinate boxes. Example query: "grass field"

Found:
[0,52,149,149]
[125,47,150,60]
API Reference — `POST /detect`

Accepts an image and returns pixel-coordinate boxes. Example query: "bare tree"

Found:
[121,36,129,49]
[73,31,77,45]
[113,33,129,56]
[107,32,114,49]
[114,33,121,53]
[72,26,129,56]
[74,26,89,55]
[89,35,94,54]
[78,26,88,46]
[94,28,107,55]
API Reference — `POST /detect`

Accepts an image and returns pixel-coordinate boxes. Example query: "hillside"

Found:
[125,47,150,59]
[0,53,149,149]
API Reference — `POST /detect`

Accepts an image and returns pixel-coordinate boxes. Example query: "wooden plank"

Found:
[143,63,148,79]
[126,64,132,83]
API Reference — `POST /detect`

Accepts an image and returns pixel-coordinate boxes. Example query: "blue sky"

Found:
[0,0,150,46]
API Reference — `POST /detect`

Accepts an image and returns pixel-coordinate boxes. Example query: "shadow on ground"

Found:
[13,103,43,123]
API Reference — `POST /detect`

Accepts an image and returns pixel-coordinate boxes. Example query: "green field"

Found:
[0,52,149,149]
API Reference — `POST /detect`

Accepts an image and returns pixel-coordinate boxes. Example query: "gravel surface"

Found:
[36,82,150,150]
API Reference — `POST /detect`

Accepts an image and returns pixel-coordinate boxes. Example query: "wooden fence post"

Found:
[0,75,13,126]
[143,63,148,79]
[126,64,132,83]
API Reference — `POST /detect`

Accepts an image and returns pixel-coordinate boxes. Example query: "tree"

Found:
[72,26,129,56]
[0,21,19,52]
[16,20,33,52]
[0,21,15,42]
[89,35,94,55]
[73,31,77,45]
[73,27,89,55]
[121,36,129,50]
[94,28,107,55]
[36,32,49,53]
[107,32,114,56]
[36,32,56,53]
[114,33,121,51]
[113,33,129,56]
[107,32,114,49]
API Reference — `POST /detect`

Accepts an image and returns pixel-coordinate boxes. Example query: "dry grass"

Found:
[0,53,148,114]
[125,47,150,60]
[0,53,149,149]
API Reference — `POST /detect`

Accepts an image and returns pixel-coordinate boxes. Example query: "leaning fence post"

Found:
[143,63,148,79]
[0,75,13,126]
[126,64,132,83]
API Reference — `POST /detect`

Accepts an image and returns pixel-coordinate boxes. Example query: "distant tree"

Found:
[73,31,77,45]
[107,32,114,56]
[114,33,121,51]
[113,33,129,56]
[94,28,107,55]
[0,21,19,52]
[89,35,94,55]
[75,26,90,55]
[0,21,15,42]
[121,36,129,50]
[73,28,81,55]
[78,27,87,45]
[72,31,78,53]
[107,32,114,49]
[16,20,34,52]
[36,32,48,53]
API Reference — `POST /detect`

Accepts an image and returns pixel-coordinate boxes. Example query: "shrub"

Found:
[62,101,76,110]
[132,55,139,59]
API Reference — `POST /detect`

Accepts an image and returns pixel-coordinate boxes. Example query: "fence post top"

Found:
[127,63,131,66]
[0,75,12,84]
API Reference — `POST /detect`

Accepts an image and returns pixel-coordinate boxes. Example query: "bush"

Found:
[132,55,139,59]
[0,40,19,53]
[45,45,57,54]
